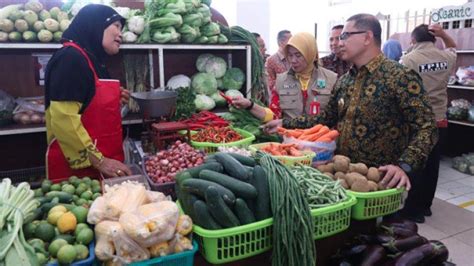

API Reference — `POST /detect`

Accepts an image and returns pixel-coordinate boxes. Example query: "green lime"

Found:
[47,211,64,225]
[68,175,79,183]
[24,222,38,240]
[48,238,68,257]
[91,185,101,194]
[34,222,55,243]
[81,177,92,186]
[60,181,69,186]
[57,244,77,264]
[41,180,52,193]
[91,179,100,187]
[75,183,87,195]
[92,193,101,200]
[74,223,89,237]
[71,206,88,224]
[28,238,47,254]
[75,198,87,206]
[74,244,89,260]
[72,195,79,202]
[34,188,43,197]
[80,191,93,201]
[36,252,48,265]
[50,184,61,191]
[53,234,75,244]
[62,184,75,195]
[76,228,93,245]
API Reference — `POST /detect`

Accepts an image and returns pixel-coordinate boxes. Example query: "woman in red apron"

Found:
[44,4,131,181]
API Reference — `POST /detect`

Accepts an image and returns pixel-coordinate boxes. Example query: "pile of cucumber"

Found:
[177,152,271,230]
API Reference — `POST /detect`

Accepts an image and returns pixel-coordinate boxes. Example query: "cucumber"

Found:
[181,178,235,205]
[205,154,216,162]
[175,171,193,198]
[205,187,240,228]
[45,191,73,203]
[40,197,60,214]
[252,166,271,220]
[193,200,222,230]
[178,190,199,219]
[228,153,256,166]
[234,198,256,225]
[36,197,49,205]
[186,162,223,178]
[215,153,249,181]
[199,170,257,199]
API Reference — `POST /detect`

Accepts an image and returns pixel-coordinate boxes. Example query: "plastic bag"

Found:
[103,182,148,220]
[168,233,193,254]
[283,136,337,166]
[0,90,15,125]
[456,66,474,86]
[87,196,106,224]
[12,96,45,124]
[144,190,169,203]
[451,99,471,109]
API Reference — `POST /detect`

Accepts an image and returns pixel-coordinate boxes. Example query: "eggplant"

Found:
[360,245,386,266]
[394,241,449,266]
[341,244,367,258]
[380,225,417,238]
[382,235,428,253]
[382,219,418,234]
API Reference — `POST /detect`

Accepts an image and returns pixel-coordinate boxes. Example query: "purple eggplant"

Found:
[382,219,418,234]
[360,245,386,266]
[380,225,417,238]
[394,241,449,266]
[382,235,428,253]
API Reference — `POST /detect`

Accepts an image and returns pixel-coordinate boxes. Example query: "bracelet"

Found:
[246,100,254,110]
[94,156,105,169]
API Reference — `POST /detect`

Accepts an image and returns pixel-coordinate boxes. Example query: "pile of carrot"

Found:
[260,143,303,157]
[277,124,339,142]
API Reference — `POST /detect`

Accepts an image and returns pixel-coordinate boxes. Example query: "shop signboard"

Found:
[431,2,474,23]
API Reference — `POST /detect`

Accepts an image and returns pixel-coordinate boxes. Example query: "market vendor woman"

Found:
[45,4,131,180]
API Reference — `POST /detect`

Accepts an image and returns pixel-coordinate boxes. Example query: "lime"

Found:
[34,188,43,197]
[91,179,100,187]
[60,181,69,186]
[47,211,64,225]
[23,222,38,240]
[80,191,93,201]
[48,238,68,257]
[75,198,87,206]
[91,185,101,194]
[41,180,52,193]
[71,206,88,224]
[75,184,87,196]
[72,195,79,202]
[57,244,77,264]
[82,177,92,186]
[92,193,101,200]
[28,238,47,254]
[53,234,75,244]
[49,205,67,214]
[74,223,89,237]
[36,252,48,265]
[62,184,75,195]
[76,228,93,245]
[35,222,55,242]
[50,184,61,191]
[74,244,89,260]
[68,175,79,183]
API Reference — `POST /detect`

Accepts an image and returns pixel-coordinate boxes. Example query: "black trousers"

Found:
[403,128,447,215]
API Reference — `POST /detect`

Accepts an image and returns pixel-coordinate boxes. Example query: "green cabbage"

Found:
[178,24,199,43]
[204,56,227,78]
[207,35,218,44]
[152,26,180,43]
[0,32,8,42]
[196,53,214,72]
[0,19,14,33]
[210,92,227,107]
[44,18,59,32]
[23,10,38,27]
[192,72,217,95]
[59,20,70,32]
[33,21,44,32]
[218,34,228,44]
[38,29,53,42]
[24,0,43,13]
[8,10,23,21]
[225,89,244,99]
[167,74,191,90]
[14,19,28,33]
[200,22,220,37]
[222,68,245,90]
[8,31,21,42]
[49,7,60,20]
[149,12,183,29]
[39,10,51,21]
[22,30,37,42]
[194,94,215,111]
[53,31,62,42]
[216,78,223,88]
[195,35,208,43]
[183,12,203,27]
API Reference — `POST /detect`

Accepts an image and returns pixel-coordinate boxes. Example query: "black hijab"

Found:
[63,4,125,63]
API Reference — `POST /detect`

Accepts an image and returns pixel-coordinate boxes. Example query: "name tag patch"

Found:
[418,61,448,73]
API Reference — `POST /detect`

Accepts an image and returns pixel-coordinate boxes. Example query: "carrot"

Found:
[315,130,340,142]
[307,126,330,141]
[315,137,332,143]
[289,147,303,156]
[300,124,323,136]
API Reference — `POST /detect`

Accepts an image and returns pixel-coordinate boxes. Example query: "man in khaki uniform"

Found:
[400,23,456,222]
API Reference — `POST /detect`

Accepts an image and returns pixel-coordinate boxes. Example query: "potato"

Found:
[334,171,346,180]
[377,181,386,191]
[339,179,349,189]
[333,155,351,163]
[345,172,367,186]
[317,163,334,174]
[351,179,370,192]
[334,159,350,173]
[367,167,381,182]
[324,172,336,180]
[349,163,369,175]
[368,181,378,191]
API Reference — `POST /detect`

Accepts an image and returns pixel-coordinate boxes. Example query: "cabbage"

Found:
[115,7,131,19]
[44,18,59,32]
[22,31,37,42]
[204,56,227,78]
[128,16,145,35]
[49,7,60,20]
[23,10,38,27]
[194,94,215,111]
[210,92,227,107]
[8,10,23,21]
[192,72,217,95]
[167,74,191,90]
[195,35,208,44]
[200,22,220,36]
[122,31,137,43]
[38,29,53,42]
[222,68,245,90]
[33,21,44,32]
[225,89,244,99]
[14,19,28,33]
[0,19,14,33]
[0,31,8,42]
[59,20,70,32]
[53,31,62,42]
[24,0,43,13]
[151,26,180,43]
[218,34,228,44]
[39,10,51,21]
[216,78,223,88]
[183,12,203,27]
[196,53,214,72]
[8,31,21,42]
[56,11,69,23]
[207,34,218,44]
[178,24,199,43]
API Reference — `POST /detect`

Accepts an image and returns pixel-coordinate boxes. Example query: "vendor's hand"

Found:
[427,24,446,38]
[378,165,411,190]
[231,96,251,109]
[96,158,132,178]
[120,87,130,105]
[262,119,282,134]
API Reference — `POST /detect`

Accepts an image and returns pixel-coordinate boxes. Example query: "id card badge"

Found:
[309,96,320,115]
[317,79,326,89]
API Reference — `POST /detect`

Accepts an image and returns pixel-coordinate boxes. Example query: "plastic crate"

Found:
[188,128,256,154]
[142,156,176,198]
[248,142,316,166]
[0,166,45,189]
[348,188,404,220]
[177,202,272,264]
[47,241,95,266]
[310,194,357,239]
[130,240,198,266]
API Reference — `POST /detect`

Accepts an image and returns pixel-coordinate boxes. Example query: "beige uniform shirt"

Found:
[401,42,457,121]
[275,66,337,119]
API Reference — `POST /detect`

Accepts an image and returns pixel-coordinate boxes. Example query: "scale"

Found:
[131,90,191,153]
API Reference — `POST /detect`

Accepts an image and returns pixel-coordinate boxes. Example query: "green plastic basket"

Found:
[248,142,316,166]
[130,240,198,266]
[310,194,357,240]
[348,188,404,220]
[189,128,256,154]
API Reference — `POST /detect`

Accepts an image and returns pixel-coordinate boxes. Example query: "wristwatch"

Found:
[399,162,412,174]
[246,100,254,110]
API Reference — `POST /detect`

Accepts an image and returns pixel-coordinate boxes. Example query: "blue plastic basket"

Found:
[130,240,198,266]
[47,242,95,266]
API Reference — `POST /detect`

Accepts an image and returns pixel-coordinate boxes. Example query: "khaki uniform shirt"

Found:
[401,42,457,121]
[275,66,337,119]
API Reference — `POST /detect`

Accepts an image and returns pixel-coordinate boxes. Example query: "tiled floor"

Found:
[418,157,474,266]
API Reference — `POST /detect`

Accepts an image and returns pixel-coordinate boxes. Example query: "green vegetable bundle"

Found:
[172,86,196,120]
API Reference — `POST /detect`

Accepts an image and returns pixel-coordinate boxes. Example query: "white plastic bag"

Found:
[283,136,337,166]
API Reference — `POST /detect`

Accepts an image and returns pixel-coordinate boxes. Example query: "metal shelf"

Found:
[0,43,249,50]
[447,84,474,90]
[448,120,474,127]
[456,50,474,54]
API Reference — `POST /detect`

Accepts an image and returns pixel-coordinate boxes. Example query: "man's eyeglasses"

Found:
[339,31,367,41]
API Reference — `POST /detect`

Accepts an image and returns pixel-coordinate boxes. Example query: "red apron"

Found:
[46,42,124,181]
